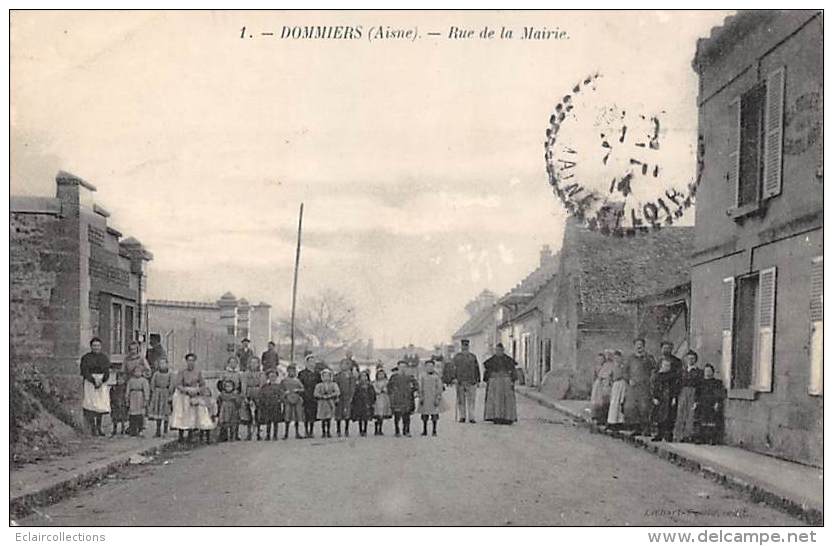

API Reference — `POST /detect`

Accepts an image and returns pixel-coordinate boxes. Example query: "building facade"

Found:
[147,293,274,371]
[690,11,822,466]
[10,171,152,412]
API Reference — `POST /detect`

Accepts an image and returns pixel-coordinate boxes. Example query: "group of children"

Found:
[108,357,175,438]
[110,351,449,444]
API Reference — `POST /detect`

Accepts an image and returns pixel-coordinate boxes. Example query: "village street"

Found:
[18,390,802,527]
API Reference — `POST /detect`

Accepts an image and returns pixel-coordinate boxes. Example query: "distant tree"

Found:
[290,289,359,349]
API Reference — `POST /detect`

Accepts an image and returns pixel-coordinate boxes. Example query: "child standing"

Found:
[257,369,284,440]
[314,368,340,438]
[281,366,306,439]
[148,357,173,437]
[351,370,376,437]
[217,379,241,442]
[126,365,150,437]
[334,360,356,437]
[694,364,726,445]
[650,357,681,442]
[109,371,128,437]
[418,360,444,436]
[240,367,263,440]
[372,369,392,436]
[193,385,217,444]
[387,364,418,437]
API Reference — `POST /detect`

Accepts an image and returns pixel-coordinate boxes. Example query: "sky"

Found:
[10,10,731,348]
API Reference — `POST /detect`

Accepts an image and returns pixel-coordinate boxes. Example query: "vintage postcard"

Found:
[8,9,823,531]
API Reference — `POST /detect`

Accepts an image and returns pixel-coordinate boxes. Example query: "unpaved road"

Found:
[17,390,802,526]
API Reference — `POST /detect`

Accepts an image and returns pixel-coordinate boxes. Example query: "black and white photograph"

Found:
[7,7,825,534]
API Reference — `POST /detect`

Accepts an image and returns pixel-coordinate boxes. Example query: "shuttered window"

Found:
[754,267,777,392]
[721,277,735,386]
[809,256,823,395]
[762,67,786,199]
[727,99,741,208]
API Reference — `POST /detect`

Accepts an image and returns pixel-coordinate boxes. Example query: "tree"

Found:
[293,289,358,349]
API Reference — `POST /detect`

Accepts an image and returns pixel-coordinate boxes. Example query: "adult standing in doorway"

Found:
[450,339,480,423]
[482,343,518,424]
[80,337,111,436]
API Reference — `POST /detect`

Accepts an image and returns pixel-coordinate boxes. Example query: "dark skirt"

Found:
[484,376,517,423]
[674,387,697,441]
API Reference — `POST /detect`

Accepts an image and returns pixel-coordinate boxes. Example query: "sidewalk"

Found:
[10,434,178,518]
[517,387,823,525]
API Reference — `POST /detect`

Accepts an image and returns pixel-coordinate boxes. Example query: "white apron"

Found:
[82,374,111,413]
[170,389,198,430]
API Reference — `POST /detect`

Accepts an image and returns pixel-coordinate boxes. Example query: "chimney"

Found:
[540,244,553,266]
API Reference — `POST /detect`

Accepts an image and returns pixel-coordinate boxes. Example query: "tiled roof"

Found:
[452,304,497,339]
[562,220,693,321]
[499,252,560,304]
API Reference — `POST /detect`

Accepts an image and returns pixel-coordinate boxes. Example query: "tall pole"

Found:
[289,203,304,366]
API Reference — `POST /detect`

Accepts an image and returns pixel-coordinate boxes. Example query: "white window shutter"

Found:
[721,277,735,387]
[809,257,823,395]
[755,267,777,392]
[763,67,786,199]
[728,97,742,207]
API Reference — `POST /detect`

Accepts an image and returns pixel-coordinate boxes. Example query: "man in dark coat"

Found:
[387,363,418,437]
[260,341,280,374]
[298,356,322,438]
[145,335,167,373]
[450,339,481,423]
[659,341,682,378]
[80,337,111,436]
[623,337,657,435]
[237,339,255,372]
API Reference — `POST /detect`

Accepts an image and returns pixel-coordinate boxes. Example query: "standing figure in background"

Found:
[450,339,480,424]
[257,369,284,441]
[237,339,255,372]
[240,361,263,440]
[80,337,111,437]
[334,359,356,437]
[217,379,241,442]
[281,365,306,439]
[126,365,150,437]
[145,335,167,373]
[109,371,128,437]
[623,338,657,435]
[673,350,703,442]
[650,356,681,442]
[351,370,376,437]
[482,343,518,425]
[607,351,627,429]
[590,351,615,423]
[372,368,392,435]
[314,368,340,438]
[418,360,444,436]
[124,340,151,379]
[694,364,726,445]
[387,364,418,437]
[148,357,174,437]
[261,341,280,375]
[298,357,321,438]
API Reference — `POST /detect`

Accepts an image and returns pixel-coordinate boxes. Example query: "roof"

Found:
[499,251,560,306]
[452,303,496,339]
[562,220,694,322]
[146,299,220,310]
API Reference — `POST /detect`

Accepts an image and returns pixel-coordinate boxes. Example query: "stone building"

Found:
[690,10,822,466]
[146,293,273,371]
[548,219,693,398]
[10,171,152,403]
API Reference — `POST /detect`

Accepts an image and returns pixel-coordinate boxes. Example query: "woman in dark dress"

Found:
[650,357,681,442]
[483,343,518,424]
[298,358,322,438]
[350,370,377,437]
[694,364,726,445]
[673,350,703,442]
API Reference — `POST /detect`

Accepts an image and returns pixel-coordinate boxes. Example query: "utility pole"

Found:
[289,203,304,366]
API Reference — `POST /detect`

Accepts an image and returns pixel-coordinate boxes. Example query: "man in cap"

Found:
[236,338,255,372]
[450,339,481,423]
[261,341,280,374]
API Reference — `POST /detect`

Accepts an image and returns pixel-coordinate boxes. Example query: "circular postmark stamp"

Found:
[544,73,703,236]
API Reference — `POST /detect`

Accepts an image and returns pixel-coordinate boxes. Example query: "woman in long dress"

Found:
[483,343,518,424]
[694,364,726,445]
[606,351,627,429]
[590,351,614,423]
[80,337,111,436]
[673,350,703,442]
[170,353,205,442]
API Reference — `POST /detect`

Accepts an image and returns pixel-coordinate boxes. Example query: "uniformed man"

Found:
[449,339,481,423]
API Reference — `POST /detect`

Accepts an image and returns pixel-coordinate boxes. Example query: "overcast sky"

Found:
[11,10,731,348]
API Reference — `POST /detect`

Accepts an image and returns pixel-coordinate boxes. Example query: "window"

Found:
[544,339,552,373]
[125,305,134,345]
[111,302,124,356]
[722,267,777,394]
[728,67,785,215]
[227,326,235,336]
[809,257,823,395]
